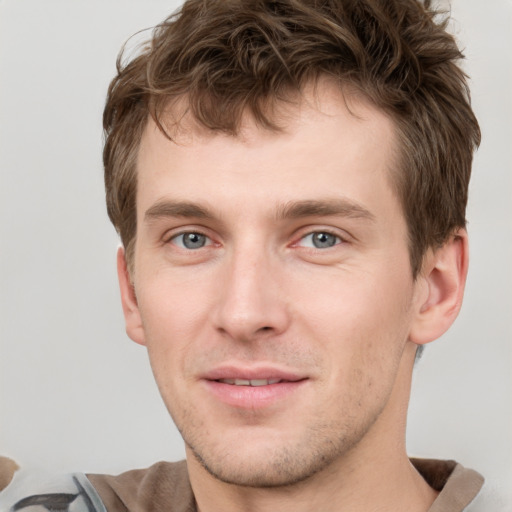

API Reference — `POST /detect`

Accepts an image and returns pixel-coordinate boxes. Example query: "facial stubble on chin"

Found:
[179,408,382,489]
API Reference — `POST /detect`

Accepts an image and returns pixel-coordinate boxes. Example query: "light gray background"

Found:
[1,0,511,507]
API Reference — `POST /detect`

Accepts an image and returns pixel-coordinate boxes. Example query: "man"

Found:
[0,0,484,510]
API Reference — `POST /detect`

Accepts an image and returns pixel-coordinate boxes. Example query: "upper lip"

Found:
[201,365,306,383]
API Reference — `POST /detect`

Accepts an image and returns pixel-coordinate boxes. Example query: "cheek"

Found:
[295,265,412,338]
[137,262,216,333]
[294,266,413,384]
[135,276,213,378]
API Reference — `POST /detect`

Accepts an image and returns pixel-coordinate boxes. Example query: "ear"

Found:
[117,246,146,346]
[409,229,469,345]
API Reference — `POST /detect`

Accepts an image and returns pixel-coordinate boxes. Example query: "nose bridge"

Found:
[213,236,289,340]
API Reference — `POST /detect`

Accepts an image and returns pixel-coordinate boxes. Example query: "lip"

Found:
[201,365,308,409]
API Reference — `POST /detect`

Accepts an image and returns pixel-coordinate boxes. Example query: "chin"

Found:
[184,426,360,489]
[191,447,329,488]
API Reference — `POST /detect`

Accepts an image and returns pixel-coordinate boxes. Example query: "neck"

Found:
[187,342,437,512]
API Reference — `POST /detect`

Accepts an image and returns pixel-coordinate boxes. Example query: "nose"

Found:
[212,244,290,342]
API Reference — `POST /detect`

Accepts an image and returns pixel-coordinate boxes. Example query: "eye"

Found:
[171,232,211,250]
[298,231,341,249]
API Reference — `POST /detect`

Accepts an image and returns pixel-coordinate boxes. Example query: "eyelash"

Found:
[165,228,346,252]
[296,231,343,249]
[167,231,213,250]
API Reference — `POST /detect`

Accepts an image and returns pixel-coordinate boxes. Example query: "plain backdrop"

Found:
[1,0,511,507]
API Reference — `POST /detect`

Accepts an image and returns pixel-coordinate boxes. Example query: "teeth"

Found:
[218,378,282,386]
[249,379,269,387]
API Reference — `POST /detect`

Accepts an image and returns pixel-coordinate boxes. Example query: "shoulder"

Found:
[0,461,192,512]
[87,460,193,512]
[411,458,486,512]
[0,470,106,512]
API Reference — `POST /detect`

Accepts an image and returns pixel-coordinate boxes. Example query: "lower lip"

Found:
[203,380,307,409]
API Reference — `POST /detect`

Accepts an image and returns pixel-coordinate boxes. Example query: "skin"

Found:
[118,81,468,512]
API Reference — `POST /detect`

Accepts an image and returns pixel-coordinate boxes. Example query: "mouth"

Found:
[202,368,308,409]
[216,378,284,386]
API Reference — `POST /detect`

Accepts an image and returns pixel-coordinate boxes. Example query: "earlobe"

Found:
[409,229,469,345]
[117,246,146,346]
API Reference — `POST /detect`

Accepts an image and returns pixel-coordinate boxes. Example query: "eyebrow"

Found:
[143,198,376,223]
[276,199,376,222]
[144,201,213,222]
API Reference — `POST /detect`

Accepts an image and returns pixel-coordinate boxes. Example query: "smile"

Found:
[217,378,282,386]
[203,371,308,409]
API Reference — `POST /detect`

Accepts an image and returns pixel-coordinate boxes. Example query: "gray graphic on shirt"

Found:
[9,476,98,512]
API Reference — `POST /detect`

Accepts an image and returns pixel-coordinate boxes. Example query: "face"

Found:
[122,83,425,487]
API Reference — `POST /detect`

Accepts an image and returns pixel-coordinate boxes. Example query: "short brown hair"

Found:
[103,0,480,276]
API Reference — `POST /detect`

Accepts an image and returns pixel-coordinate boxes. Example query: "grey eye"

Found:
[299,232,340,249]
[174,232,209,249]
[312,232,338,248]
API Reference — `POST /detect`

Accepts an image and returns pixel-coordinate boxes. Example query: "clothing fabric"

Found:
[0,470,105,512]
[0,458,484,512]
[88,458,484,512]
[411,459,484,512]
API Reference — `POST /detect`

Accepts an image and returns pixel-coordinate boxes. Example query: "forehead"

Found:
[150,80,395,148]
[136,80,400,219]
